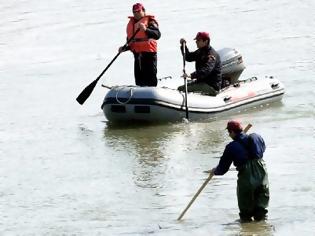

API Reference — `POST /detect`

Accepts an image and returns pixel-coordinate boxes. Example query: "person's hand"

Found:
[203,168,216,175]
[118,46,126,53]
[180,38,186,45]
[181,72,191,79]
[138,23,147,31]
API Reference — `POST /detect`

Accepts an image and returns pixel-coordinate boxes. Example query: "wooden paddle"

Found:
[177,123,252,221]
[76,29,140,105]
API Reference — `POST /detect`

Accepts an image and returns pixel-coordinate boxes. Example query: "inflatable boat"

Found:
[101,48,285,123]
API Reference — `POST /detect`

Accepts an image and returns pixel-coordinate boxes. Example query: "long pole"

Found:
[177,172,213,221]
[182,42,189,120]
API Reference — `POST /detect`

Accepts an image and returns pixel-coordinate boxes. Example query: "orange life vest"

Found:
[126,15,158,53]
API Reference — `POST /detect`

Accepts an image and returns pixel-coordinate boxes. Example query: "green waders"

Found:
[237,159,269,221]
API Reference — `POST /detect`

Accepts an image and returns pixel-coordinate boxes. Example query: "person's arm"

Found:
[145,19,161,40]
[213,144,233,175]
[180,44,197,62]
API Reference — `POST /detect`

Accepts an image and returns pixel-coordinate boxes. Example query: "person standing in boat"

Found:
[119,3,161,87]
[207,120,270,222]
[178,32,222,96]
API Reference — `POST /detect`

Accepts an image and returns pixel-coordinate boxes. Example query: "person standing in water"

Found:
[208,120,270,222]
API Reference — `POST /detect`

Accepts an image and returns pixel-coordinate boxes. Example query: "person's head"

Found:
[194,32,210,48]
[226,120,243,139]
[132,3,145,20]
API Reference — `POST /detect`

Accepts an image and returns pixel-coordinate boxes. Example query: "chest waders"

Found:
[237,158,270,221]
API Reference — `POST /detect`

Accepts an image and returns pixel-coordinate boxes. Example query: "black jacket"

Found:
[181,45,222,91]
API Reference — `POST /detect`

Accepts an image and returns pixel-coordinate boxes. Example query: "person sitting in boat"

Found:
[119,3,161,87]
[178,32,222,96]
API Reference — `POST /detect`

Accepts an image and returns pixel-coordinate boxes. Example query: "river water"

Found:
[1,0,315,235]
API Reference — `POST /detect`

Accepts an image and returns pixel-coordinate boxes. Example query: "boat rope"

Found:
[115,87,134,104]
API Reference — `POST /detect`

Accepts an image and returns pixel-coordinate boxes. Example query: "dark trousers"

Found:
[178,81,218,96]
[134,52,158,87]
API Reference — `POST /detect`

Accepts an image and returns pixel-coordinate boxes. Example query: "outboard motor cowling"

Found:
[218,48,245,84]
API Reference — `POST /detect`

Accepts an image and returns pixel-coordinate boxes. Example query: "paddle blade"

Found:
[76,79,98,105]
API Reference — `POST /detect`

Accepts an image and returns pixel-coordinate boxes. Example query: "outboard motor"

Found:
[218,48,245,86]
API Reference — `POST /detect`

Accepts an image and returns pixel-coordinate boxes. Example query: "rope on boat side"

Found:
[115,87,134,104]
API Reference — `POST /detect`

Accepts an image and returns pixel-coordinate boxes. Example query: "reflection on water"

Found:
[103,123,175,188]
[103,122,177,165]
[102,121,229,193]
